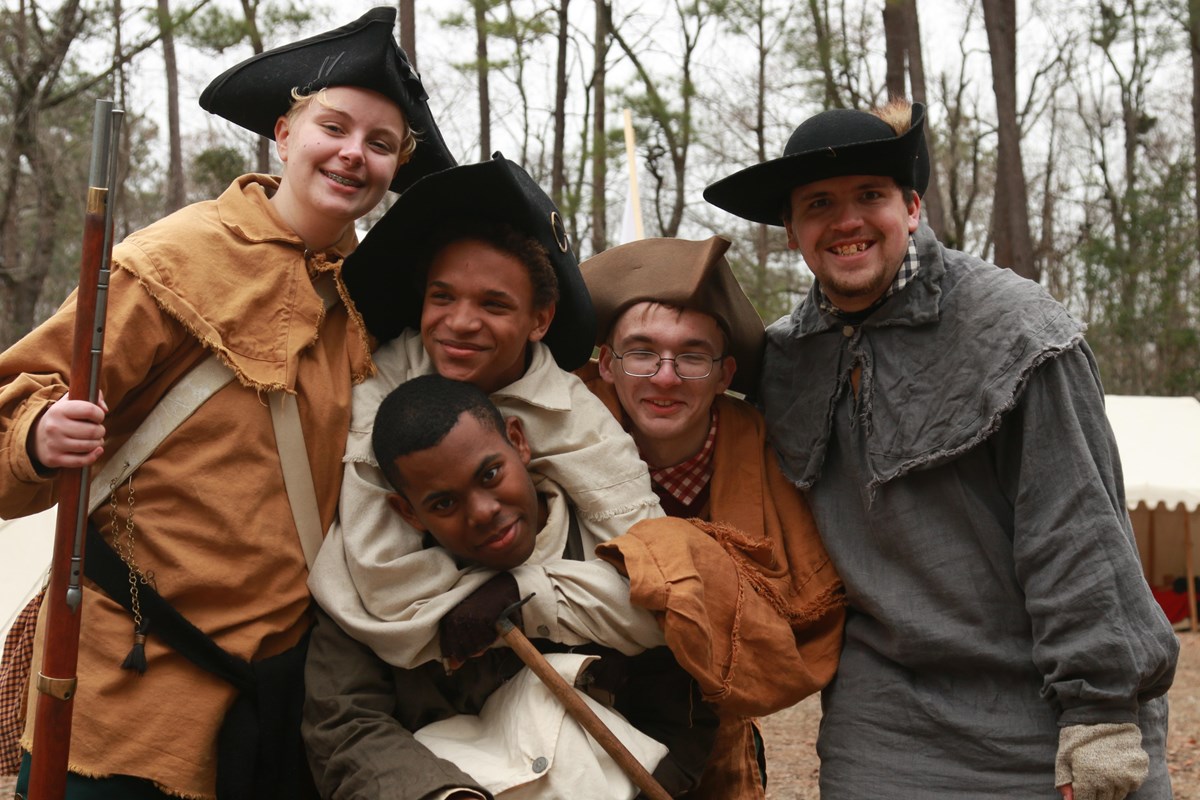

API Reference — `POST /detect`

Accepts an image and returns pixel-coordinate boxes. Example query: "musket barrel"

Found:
[72,109,123,612]
[87,100,114,188]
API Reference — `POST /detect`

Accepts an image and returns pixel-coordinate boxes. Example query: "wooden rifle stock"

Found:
[28,99,124,800]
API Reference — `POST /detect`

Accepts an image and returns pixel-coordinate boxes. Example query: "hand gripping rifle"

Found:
[27,99,124,800]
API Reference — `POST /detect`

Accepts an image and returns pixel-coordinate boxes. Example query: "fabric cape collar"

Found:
[491,342,577,413]
[762,224,1086,492]
[117,174,373,393]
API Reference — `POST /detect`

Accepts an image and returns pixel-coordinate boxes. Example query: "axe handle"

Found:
[496,621,672,800]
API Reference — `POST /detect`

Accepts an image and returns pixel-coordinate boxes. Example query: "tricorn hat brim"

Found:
[581,236,764,396]
[704,103,927,227]
[344,153,596,371]
[199,7,455,194]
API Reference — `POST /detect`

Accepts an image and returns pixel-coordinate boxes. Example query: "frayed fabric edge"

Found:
[17,738,214,799]
[788,579,848,628]
[864,332,1086,499]
[578,497,662,523]
[328,265,376,385]
[126,271,292,396]
[695,519,847,629]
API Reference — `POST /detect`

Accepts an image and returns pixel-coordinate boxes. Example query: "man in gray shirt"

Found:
[704,98,1178,800]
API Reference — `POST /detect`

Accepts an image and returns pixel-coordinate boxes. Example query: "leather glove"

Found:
[439,572,521,666]
[1055,722,1148,800]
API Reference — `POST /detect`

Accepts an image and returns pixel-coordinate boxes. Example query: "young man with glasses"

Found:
[577,236,845,799]
[600,312,730,512]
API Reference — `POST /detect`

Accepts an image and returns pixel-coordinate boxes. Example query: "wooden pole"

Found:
[495,610,671,800]
[1185,507,1197,633]
[398,0,417,71]
[1145,502,1155,585]
[622,108,644,241]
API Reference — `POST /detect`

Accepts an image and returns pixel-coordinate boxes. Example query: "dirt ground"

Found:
[762,631,1200,799]
[2,633,1196,798]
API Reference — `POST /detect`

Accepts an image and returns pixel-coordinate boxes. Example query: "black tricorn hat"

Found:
[581,236,764,396]
[343,153,596,371]
[199,7,455,194]
[704,102,928,227]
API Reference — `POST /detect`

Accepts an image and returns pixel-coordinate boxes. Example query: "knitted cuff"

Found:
[1055,722,1148,800]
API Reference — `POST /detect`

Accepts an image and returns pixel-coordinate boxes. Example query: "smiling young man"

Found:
[704,99,1178,800]
[380,379,543,572]
[783,174,919,313]
[599,303,733,475]
[418,231,555,393]
[303,374,717,800]
[577,236,845,799]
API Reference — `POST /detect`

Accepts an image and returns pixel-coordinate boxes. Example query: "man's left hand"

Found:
[439,572,521,667]
[1055,722,1148,800]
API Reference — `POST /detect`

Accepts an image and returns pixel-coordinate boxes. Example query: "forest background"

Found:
[2,0,1198,397]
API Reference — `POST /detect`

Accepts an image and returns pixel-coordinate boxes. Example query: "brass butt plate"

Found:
[35,672,76,701]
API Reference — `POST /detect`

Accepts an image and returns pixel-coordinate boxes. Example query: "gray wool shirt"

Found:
[760,224,1178,799]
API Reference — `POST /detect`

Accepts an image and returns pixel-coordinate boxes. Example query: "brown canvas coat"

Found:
[583,371,844,799]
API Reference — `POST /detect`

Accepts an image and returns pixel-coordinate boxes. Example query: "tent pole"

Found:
[1186,508,1197,634]
[1144,503,1155,585]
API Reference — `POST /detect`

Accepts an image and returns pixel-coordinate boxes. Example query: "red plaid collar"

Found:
[647,409,718,506]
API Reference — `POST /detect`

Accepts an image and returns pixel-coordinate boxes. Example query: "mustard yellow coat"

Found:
[0,175,372,798]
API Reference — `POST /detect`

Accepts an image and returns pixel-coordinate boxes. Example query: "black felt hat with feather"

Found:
[705,102,928,226]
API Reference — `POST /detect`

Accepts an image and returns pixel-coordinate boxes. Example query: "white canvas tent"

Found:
[0,507,55,642]
[1106,395,1200,632]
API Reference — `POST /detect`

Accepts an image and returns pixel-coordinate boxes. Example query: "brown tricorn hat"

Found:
[581,236,764,395]
[199,7,455,194]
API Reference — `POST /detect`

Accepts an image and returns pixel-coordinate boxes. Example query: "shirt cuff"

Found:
[11,394,60,483]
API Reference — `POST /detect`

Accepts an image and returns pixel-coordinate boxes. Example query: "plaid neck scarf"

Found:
[647,409,718,507]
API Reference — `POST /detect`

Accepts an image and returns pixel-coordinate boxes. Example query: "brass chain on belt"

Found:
[109,475,155,634]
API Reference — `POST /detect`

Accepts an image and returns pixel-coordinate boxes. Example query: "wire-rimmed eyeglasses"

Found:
[612,350,724,380]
